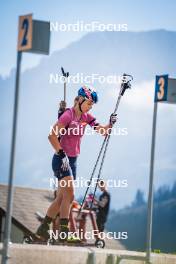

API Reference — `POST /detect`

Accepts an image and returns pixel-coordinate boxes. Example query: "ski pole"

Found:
[61,67,69,102]
[58,67,69,118]
[78,135,109,215]
[79,74,133,213]
[90,73,133,208]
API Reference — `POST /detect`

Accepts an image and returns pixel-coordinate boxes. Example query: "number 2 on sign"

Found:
[157,77,165,100]
[21,18,29,46]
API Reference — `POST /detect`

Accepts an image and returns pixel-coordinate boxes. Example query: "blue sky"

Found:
[1,0,176,77]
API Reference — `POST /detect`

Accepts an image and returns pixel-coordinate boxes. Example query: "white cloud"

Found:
[107,80,154,108]
[124,80,154,108]
[107,80,176,122]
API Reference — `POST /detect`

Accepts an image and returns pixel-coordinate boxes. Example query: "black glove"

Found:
[59,100,66,110]
[57,149,70,171]
[109,113,118,125]
[58,101,67,119]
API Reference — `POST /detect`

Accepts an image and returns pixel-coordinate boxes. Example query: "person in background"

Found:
[95,180,111,232]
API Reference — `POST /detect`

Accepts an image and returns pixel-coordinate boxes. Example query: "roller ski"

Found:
[50,236,105,248]
[23,219,51,244]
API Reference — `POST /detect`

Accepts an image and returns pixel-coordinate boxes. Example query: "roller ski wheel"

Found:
[23,235,33,244]
[95,239,105,248]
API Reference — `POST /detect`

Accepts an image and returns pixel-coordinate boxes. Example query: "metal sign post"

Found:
[146,102,158,264]
[1,14,50,264]
[1,51,22,264]
[146,74,176,264]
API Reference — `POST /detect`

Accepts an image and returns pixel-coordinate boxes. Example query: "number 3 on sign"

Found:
[157,77,165,100]
[17,14,33,51]
[155,75,168,102]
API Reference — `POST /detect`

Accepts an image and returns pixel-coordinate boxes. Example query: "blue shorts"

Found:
[52,154,77,180]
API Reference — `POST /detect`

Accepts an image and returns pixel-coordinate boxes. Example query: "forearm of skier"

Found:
[48,122,64,152]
